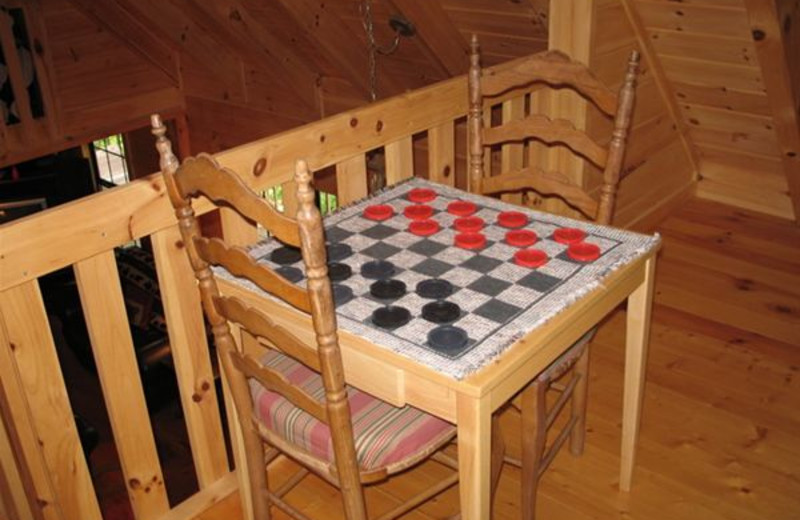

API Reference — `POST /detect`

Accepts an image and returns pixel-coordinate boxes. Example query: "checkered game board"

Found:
[220,178,660,380]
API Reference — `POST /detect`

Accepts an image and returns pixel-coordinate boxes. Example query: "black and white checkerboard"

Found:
[222,178,660,380]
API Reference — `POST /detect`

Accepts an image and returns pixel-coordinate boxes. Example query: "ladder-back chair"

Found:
[467,36,639,519]
[151,115,458,520]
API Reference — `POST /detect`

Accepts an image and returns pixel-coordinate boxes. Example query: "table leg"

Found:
[620,256,656,491]
[457,392,493,520]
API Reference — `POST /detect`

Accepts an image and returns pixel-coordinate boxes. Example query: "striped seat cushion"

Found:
[250,350,456,473]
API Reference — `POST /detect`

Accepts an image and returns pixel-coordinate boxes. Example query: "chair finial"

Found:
[150,113,179,176]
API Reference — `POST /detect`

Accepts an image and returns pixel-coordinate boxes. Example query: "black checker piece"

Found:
[328,262,352,282]
[427,326,469,356]
[271,246,302,265]
[416,279,453,299]
[276,265,303,283]
[370,279,406,300]
[361,224,401,240]
[422,300,461,323]
[361,260,395,279]
[474,299,523,323]
[468,275,512,297]
[372,306,411,329]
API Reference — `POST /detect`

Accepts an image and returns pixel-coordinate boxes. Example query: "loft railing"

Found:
[0,53,545,519]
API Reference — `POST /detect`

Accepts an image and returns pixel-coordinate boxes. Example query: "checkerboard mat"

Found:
[218,178,660,380]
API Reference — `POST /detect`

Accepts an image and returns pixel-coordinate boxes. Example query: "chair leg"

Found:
[520,379,548,520]
[569,346,590,456]
[491,414,506,498]
[242,422,271,520]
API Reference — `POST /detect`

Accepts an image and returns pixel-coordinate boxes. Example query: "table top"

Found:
[218,178,660,380]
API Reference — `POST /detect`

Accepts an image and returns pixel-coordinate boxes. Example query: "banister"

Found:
[0,50,547,520]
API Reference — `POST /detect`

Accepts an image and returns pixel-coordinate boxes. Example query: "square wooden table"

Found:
[220,178,660,520]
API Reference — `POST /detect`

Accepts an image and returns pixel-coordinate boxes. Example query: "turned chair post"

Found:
[466,36,639,520]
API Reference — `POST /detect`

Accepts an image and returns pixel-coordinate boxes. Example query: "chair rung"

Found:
[373,472,459,520]
[545,374,579,429]
[273,467,310,498]
[431,450,459,470]
[265,488,316,520]
[539,415,578,476]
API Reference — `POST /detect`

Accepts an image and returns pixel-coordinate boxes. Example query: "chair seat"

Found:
[537,328,596,382]
[251,350,456,473]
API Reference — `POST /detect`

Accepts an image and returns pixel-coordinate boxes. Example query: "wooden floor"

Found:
[197,197,800,520]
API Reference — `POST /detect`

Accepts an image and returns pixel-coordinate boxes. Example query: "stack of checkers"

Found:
[248,180,628,364]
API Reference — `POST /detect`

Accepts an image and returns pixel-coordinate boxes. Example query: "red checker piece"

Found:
[553,227,587,244]
[363,204,394,221]
[408,188,437,203]
[505,229,538,247]
[409,219,440,236]
[497,210,529,228]
[567,242,601,262]
[403,204,434,220]
[455,232,486,250]
[447,200,477,216]
[453,216,485,233]
[514,248,549,268]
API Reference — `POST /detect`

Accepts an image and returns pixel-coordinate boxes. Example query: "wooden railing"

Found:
[0,58,525,519]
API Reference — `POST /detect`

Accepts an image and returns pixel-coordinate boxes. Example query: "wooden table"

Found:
[220,179,659,520]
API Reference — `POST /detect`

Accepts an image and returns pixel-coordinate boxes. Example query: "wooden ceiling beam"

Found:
[67,0,179,85]
[181,0,319,118]
[743,0,800,223]
[274,0,401,101]
[113,0,244,97]
[387,0,469,77]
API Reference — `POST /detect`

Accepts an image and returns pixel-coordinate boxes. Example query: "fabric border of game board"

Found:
[218,177,661,380]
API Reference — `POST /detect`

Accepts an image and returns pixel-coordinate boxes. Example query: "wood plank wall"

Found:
[583,0,697,229]
[630,0,796,220]
[0,0,183,168]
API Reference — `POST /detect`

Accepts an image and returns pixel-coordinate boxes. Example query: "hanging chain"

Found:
[360,0,401,102]
[361,0,379,101]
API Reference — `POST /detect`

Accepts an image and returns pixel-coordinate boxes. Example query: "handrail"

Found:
[0,54,540,520]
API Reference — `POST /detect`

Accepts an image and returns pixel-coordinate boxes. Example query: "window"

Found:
[256,184,338,239]
[92,134,130,187]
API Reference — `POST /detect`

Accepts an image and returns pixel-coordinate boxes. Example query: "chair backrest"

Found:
[467,35,639,225]
[150,115,366,515]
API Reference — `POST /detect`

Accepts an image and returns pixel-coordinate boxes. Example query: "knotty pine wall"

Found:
[632,0,796,221]
[1,0,182,167]
[568,0,695,230]
[42,1,179,136]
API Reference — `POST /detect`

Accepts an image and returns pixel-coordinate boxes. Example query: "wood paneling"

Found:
[631,0,797,221]
[696,145,794,218]
[184,96,307,155]
[589,0,695,228]
[660,56,765,93]
[634,1,751,38]
[649,30,758,67]
[441,0,548,64]
[671,81,772,116]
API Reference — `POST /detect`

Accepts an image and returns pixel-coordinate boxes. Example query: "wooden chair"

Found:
[151,115,459,520]
[467,36,639,519]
